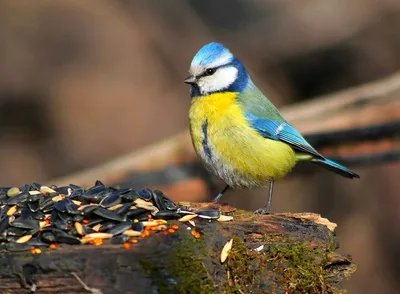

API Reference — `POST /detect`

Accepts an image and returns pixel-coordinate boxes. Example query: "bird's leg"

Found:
[213,185,230,202]
[266,180,274,212]
[254,181,274,214]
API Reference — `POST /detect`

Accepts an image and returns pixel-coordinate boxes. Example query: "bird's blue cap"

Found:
[191,42,233,68]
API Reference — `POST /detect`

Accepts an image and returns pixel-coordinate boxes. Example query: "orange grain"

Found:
[191,230,200,239]
[140,230,150,238]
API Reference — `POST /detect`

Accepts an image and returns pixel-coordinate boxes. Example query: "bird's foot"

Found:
[212,193,223,203]
[253,207,272,215]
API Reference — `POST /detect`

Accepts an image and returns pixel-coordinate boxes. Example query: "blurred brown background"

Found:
[0,1,399,293]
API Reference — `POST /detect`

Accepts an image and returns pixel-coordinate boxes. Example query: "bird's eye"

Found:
[206,68,216,75]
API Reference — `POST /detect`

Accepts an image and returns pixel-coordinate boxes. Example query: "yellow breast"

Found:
[189,92,296,187]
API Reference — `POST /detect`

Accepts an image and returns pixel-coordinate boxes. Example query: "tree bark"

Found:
[0,203,356,294]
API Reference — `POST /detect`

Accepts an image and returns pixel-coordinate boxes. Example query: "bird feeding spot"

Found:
[0,182,235,251]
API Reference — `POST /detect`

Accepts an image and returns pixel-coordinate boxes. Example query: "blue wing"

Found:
[245,113,323,158]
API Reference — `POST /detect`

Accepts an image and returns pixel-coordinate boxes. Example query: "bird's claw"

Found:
[253,207,272,215]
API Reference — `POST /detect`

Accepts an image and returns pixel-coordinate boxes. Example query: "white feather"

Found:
[197,66,238,94]
[190,51,233,76]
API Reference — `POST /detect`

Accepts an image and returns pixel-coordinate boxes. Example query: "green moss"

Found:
[267,243,338,294]
[233,210,258,222]
[139,230,215,294]
[166,233,214,294]
[223,237,262,293]
[263,233,288,244]
[139,224,343,293]
[233,209,247,216]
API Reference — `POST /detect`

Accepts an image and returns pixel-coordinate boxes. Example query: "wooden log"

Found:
[0,204,355,294]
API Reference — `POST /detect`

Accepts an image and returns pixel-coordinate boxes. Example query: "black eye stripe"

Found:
[197,63,233,79]
[198,68,215,78]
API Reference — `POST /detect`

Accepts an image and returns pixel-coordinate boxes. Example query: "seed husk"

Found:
[141,221,159,227]
[122,229,141,237]
[111,234,129,244]
[197,209,221,220]
[39,221,48,229]
[7,205,18,216]
[6,192,29,205]
[54,220,69,231]
[27,202,40,213]
[7,187,20,197]
[107,221,132,236]
[11,218,39,230]
[82,233,113,241]
[115,203,132,215]
[154,210,180,219]
[41,186,57,194]
[155,219,168,225]
[133,199,153,206]
[178,214,198,222]
[100,192,122,208]
[108,203,123,211]
[136,204,159,213]
[151,190,167,211]
[41,232,56,243]
[74,222,84,235]
[77,204,95,211]
[217,215,233,222]
[131,222,144,232]
[86,218,103,227]
[92,224,102,232]
[93,207,123,222]
[220,238,233,263]
[126,208,147,218]
[81,205,99,215]
[85,232,113,239]
[51,195,63,202]
[156,225,167,231]
[52,230,80,245]
[16,234,33,244]
[137,189,153,201]
[6,227,26,237]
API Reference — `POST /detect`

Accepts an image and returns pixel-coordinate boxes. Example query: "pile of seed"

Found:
[0,181,232,252]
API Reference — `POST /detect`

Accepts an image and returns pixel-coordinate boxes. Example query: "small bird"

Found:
[185,42,360,213]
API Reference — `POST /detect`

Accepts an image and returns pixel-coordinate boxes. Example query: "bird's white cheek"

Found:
[199,67,238,94]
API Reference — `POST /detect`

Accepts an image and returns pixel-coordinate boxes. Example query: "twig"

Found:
[71,272,103,294]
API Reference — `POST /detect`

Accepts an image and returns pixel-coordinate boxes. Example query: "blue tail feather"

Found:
[311,158,360,179]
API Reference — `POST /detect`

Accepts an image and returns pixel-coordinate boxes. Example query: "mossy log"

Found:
[0,203,356,294]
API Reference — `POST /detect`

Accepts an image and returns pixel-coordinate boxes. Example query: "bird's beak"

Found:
[184,75,196,84]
